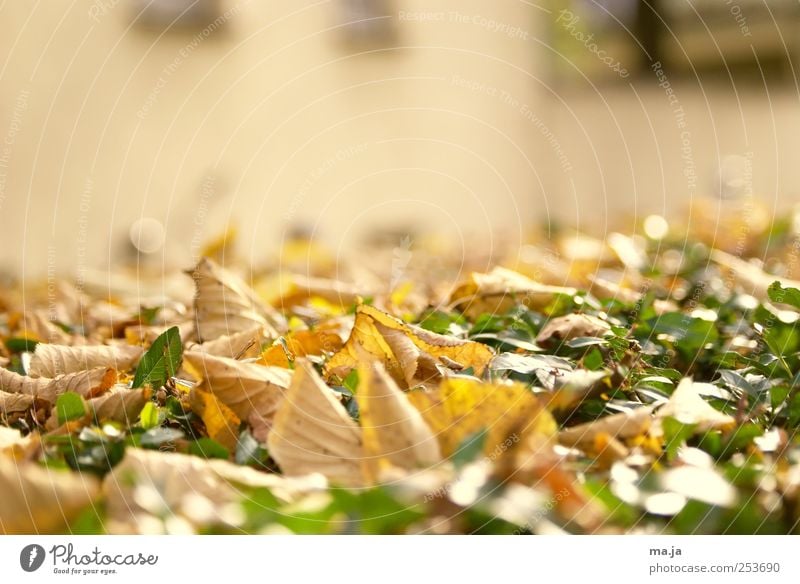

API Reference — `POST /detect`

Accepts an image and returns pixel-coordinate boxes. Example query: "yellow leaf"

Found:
[357,362,441,482]
[268,360,365,486]
[325,304,493,388]
[449,267,577,320]
[190,388,241,452]
[260,329,344,369]
[406,377,557,459]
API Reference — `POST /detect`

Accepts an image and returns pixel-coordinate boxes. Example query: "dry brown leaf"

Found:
[193,325,264,359]
[28,343,143,378]
[406,377,557,459]
[189,387,241,452]
[17,310,72,345]
[268,360,364,486]
[357,362,441,481]
[1,366,116,402]
[188,257,284,342]
[536,313,611,346]
[183,351,291,442]
[125,320,195,346]
[0,457,99,533]
[0,390,36,416]
[88,386,151,424]
[103,448,322,534]
[559,407,654,447]
[325,304,493,388]
[450,267,578,319]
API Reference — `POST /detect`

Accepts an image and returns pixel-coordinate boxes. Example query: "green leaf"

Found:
[56,392,88,424]
[132,326,183,389]
[343,369,360,393]
[189,437,230,460]
[452,429,487,468]
[767,281,800,310]
[647,312,719,354]
[4,337,39,353]
[662,416,696,461]
[138,401,162,430]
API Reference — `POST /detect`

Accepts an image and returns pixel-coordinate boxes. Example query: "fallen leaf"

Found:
[102,447,321,534]
[189,387,241,452]
[357,361,441,481]
[0,390,36,416]
[29,343,143,378]
[711,249,800,300]
[536,313,611,346]
[656,378,736,433]
[406,377,557,459]
[260,329,343,368]
[183,351,291,442]
[0,457,99,533]
[325,304,493,388]
[193,325,264,359]
[188,257,284,342]
[268,360,364,486]
[88,386,151,424]
[559,407,654,447]
[1,366,117,402]
[449,267,577,319]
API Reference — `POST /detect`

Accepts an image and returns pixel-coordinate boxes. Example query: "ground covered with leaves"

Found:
[2,223,800,534]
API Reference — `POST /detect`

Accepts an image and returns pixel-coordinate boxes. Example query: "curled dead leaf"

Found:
[0,390,36,416]
[1,366,117,402]
[103,448,323,534]
[656,378,736,433]
[192,325,264,359]
[183,351,291,443]
[28,343,143,378]
[559,407,654,447]
[0,457,99,533]
[260,328,344,368]
[325,304,493,388]
[536,313,611,346]
[450,267,577,319]
[357,362,441,481]
[188,257,285,342]
[88,386,151,424]
[406,377,557,460]
[268,360,364,487]
[189,387,241,452]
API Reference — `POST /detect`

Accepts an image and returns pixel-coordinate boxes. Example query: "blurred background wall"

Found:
[1,0,799,277]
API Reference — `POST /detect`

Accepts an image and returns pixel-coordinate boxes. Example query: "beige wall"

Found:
[0,1,544,277]
[1,1,799,278]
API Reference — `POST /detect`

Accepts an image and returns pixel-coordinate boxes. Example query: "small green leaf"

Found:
[189,437,230,460]
[56,392,87,424]
[343,369,359,393]
[452,429,487,468]
[139,401,162,430]
[662,416,696,461]
[4,337,39,353]
[767,281,800,310]
[132,326,183,389]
